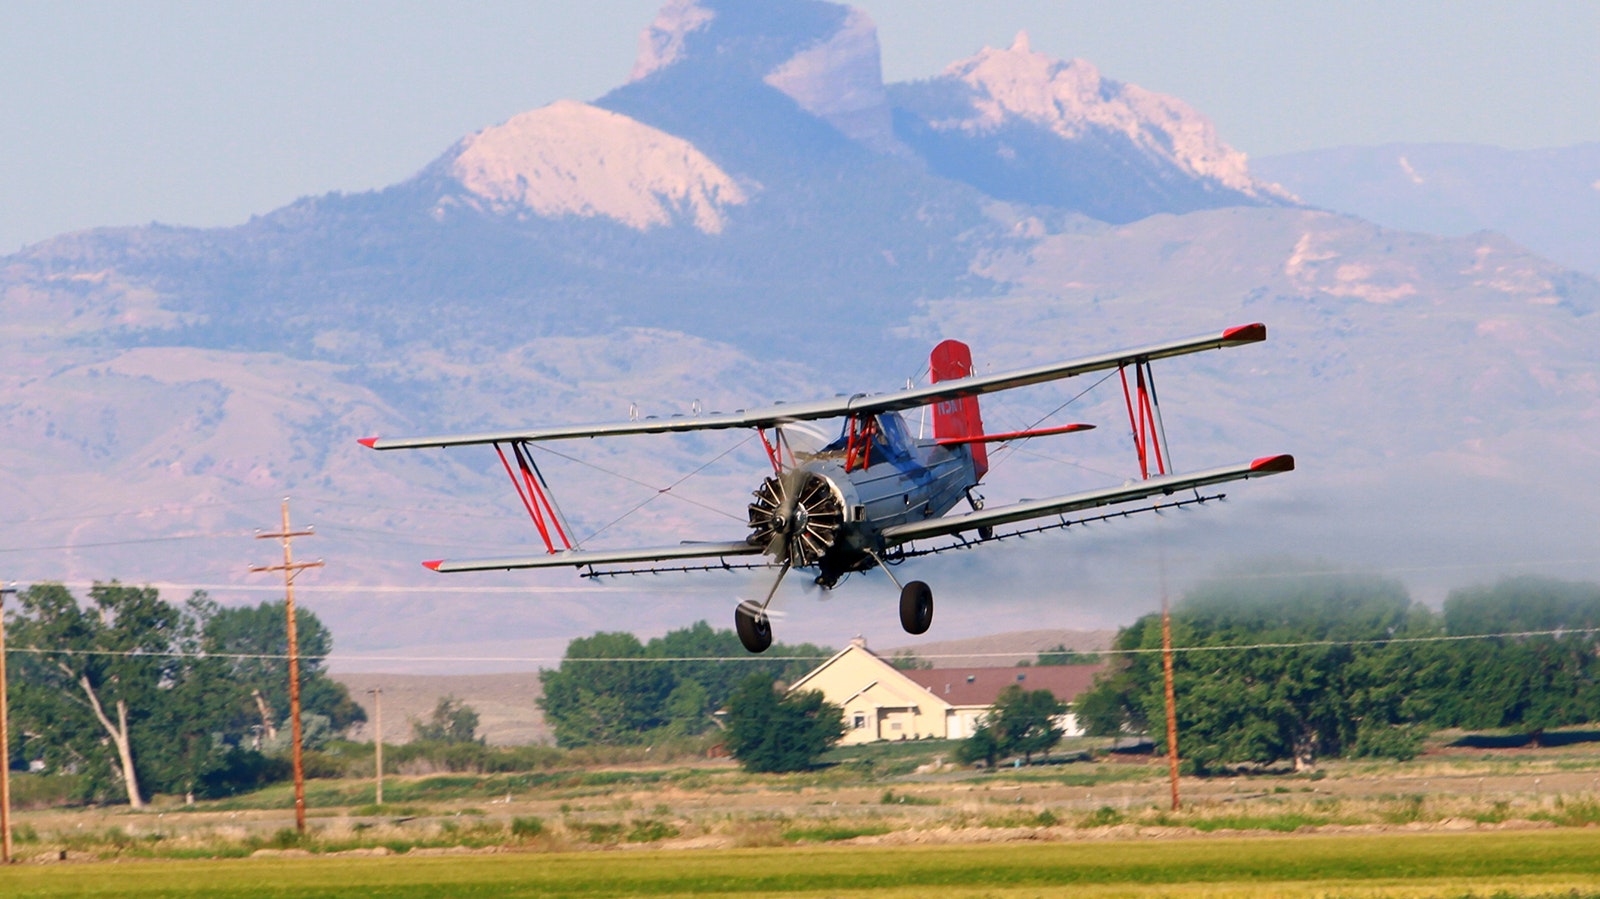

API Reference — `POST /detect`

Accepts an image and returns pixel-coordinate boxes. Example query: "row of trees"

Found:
[537,621,831,746]
[4,583,363,805]
[1079,573,1600,773]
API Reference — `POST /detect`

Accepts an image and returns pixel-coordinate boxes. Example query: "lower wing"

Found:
[881,455,1294,545]
[421,540,764,573]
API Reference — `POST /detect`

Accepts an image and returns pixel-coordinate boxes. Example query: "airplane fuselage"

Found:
[758,411,979,586]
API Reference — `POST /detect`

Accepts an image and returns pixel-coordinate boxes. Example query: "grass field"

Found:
[3,830,1599,897]
[12,734,1600,895]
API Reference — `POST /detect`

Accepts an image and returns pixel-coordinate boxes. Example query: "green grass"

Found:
[192,767,725,812]
[3,831,1600,897]
[782,823,893,843]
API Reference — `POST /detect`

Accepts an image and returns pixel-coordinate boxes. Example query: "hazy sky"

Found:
[4,0,1596,253]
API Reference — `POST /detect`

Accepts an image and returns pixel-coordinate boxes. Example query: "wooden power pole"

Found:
[1,582,15,864]
[367,687,383,806]
[251,500,322,835]
[1160,592,1181,811]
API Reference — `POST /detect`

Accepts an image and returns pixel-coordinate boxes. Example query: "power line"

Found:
[0,531,259,553]
[5,627,1595,666]
[0,581,645,595]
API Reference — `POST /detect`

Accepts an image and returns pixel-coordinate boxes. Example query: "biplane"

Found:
[361,324,1293,653]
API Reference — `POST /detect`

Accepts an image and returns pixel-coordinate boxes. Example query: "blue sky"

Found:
[3,0,1596,253]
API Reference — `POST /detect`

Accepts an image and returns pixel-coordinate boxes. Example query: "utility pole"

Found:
[251,500,322,835]
[367,687,383,806]
[1,582,15,864]
[1158,553,1181,811]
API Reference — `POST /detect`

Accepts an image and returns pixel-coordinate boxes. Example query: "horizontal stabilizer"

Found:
[934,423,1094,446]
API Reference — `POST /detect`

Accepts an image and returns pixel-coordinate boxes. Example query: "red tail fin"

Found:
[930,339,987,480]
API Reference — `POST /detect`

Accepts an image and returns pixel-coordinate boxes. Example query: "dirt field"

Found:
[333,672,550,746]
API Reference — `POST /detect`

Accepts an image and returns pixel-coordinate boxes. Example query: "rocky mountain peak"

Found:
[935,35,1289,202]
[434,99,749,234]
[629,0,715,83]
[626,0,901,153]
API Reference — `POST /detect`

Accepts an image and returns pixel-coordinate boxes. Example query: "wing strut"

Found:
[494,442,574,554]
[1120,359,1171,479]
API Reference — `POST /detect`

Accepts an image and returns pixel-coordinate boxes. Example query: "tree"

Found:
[200,599,366,744]
[7,585,365,804]
[539,632,675,746]
[958,685,1065,766]
[8,583,195,807]
[538,623,832,747]
[723,674,844,773]
[1423,577,1600,742]
[890,649,933,670]
[1077,568,1425,773]
[412,696,481,744]
[1034,644,1101,666]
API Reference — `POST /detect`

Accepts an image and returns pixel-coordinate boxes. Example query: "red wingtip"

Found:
[357,437,379,448]
[1222,323,1267,343]
[1250,454,1295,473]
[422,560,443,571]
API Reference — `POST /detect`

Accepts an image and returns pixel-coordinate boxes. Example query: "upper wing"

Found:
[360,323,1267,451]
[881,454,1294,545]
[420,539,764,574]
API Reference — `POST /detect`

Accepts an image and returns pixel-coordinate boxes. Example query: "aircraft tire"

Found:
[735,603,773,653]
[899,581,934,635]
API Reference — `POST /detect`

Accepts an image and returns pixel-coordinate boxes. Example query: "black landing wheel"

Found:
[899,580,934,635]
[735,603,773,653]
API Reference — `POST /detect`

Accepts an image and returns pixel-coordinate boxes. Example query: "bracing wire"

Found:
[554,433,755,544]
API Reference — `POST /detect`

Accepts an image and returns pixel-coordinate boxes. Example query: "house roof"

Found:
[902,664,1106,707]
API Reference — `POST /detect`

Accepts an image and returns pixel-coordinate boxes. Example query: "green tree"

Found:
[538,632,675,746]
[1034,644,1101,666]
[722,674,844,773]
[954,724,1003,767]
[958,685,1065,766]
[537,623,832,747]
[890,649,933,670]
[200,599,366,745]
[8,583,196,807]
[7,585,365,804]
[1078,568,1425,773]
[1423,577,1600,741]
[412,696,481,744]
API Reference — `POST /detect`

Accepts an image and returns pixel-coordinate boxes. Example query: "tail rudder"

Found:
[930,339,988,480]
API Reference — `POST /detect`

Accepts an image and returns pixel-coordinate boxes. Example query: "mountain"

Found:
[1253,143,1600,277]
[889,31,1295,224]
[3,0,1599,668]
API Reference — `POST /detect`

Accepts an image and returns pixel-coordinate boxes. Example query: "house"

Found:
[786,638,1106,745]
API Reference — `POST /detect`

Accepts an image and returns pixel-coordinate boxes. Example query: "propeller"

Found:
[739,465,844,652]
[747,467,843,568]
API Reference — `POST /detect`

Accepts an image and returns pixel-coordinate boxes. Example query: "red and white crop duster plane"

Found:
[362,324,1293,653]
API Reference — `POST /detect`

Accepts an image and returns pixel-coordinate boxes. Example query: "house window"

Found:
[890,722,902,731]
[853,714,867,730]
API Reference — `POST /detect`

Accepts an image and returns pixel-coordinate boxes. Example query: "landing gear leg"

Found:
[735,560,789,653]
[899,581,933,635]
[865,549,935,636]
